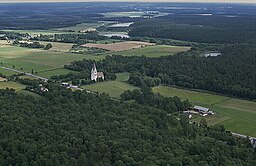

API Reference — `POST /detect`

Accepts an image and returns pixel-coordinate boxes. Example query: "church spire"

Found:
[92,63,96,71]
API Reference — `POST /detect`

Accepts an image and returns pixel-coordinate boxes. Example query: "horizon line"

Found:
[0,1,255,5]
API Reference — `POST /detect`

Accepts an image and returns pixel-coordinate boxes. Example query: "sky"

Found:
[0,0,255,3]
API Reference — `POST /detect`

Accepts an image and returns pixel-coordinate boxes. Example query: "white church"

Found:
[91,63,105,81]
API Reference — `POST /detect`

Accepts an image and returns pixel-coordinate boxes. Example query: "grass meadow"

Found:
[82,72,137,99]
[0,81,26,91]
[115,45,191,58]
[153,85,256,137]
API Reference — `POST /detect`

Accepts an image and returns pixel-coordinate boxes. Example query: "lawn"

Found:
[153,85,256,137]
[115,45,191,58]
[82,72,137,99]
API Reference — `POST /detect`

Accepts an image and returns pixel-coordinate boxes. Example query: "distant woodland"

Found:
[66,44,256,99]
[129,15,256,44]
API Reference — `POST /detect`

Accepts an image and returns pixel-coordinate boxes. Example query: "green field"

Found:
[37,68,76,79]
[153,86,229,106]
[82,72,137,99]
[0,81,25,91]
[0,68,17,76]
[153,86,256,137]
[114,45,191,58]
[57,22,104,32]
[0,44,105,78]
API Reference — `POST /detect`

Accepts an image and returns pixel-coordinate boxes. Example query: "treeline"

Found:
[0,31,24,40]
[66,44,256,99]
[13,41,52,50]
[0,88,255,165]
[121,87,190,113]
[33,33,109,45]
[129,15,256,44]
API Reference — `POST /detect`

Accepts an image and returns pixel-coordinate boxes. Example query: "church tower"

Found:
[91,63,98,81]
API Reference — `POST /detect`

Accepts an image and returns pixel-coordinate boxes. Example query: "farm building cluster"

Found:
[184,105,215,118]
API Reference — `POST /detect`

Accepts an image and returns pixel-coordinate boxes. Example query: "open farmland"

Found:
[0,67,17,76]
[82,72,137,99]
[39,41,74,52]
[82,41,155,51]
[115,45,191,57]
[57,22,104,32]
[0,44,105,78]
[153,86,256,137]
[37,68,77,79]
[153,86,229,106]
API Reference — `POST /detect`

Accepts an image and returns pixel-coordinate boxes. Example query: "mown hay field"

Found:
[82,41,155,51]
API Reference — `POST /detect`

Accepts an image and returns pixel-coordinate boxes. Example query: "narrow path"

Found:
[0,66,48,82]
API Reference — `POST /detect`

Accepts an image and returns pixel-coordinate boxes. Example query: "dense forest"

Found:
[66,44,256,99]
[0,88,255,165]
[129,15,256,44]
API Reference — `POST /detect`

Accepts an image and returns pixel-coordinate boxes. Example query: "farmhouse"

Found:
[193,105,214,116]
[39,84,49,93]
[203,51,222,57]
[91,63,105,81]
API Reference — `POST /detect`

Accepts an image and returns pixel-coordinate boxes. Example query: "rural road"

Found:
[0,66,48,82]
